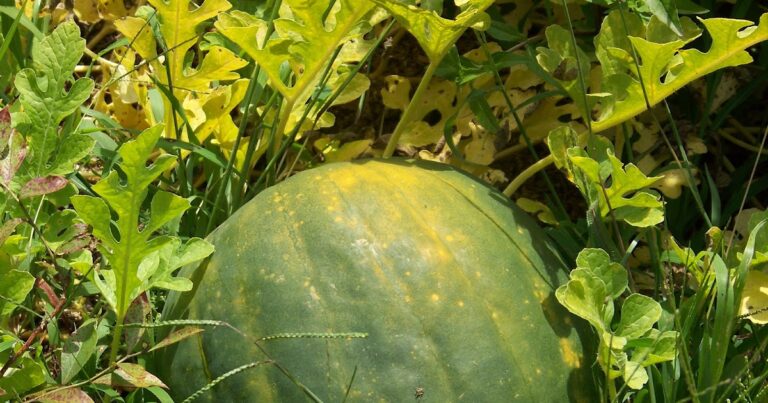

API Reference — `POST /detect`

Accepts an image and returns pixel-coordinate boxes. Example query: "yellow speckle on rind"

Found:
[533,289,548,303]
[431,294,440,302]
[309,286,320,301]
[559,338,582,368]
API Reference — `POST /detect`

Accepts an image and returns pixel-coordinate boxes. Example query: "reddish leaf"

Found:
[94,363,167,390]
[0,135,26,184]
[0,107,11,151]
[19,176,68,199]
[55,235,92,255]
[38,388,94,403]
[149,326,204,352]
[0,218,23,245]
[125,293,151,353]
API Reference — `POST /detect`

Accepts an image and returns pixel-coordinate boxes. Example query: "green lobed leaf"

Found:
[146,0,235,89]
[615,294,662,338]
[630,329,678,366]
[575,247,628,299]
[137,237,213,296]
[12,21,95,177]
[623,360,649,389]
[555,267,612,334]
[596,13,768,132]
[71,125,212,319]
[536,24,595,116]
[569,148,664,227]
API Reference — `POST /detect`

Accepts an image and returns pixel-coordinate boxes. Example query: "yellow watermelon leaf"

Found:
[116,0,248,141]
[315,137,373,163]
[216,1,375,105]
[369,0,493,62]
[380,75,412,111]
[74,0,139,24]
[148,0,232,82]
[114,16,158,60]
[461,121,497,166]
[94,49,150,131]
[516,198,557,225]
[740,270,768,324]
[539,11,768,135]
[193,79,258,169]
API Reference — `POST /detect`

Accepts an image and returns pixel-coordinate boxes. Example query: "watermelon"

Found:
[164,159,594,401]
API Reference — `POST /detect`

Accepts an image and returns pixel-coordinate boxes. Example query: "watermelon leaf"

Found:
[537,11,768,135]
[12,21,95,178]
[555,269,612,334]
[216,0,374,105]
[557,248,678,390]
[71,125,213,363]
[369,0,493,63]
[615,294,662,339]
[114,0,248,139]
[569,147,664,227]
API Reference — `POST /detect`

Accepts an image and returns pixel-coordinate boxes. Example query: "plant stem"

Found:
[272,98,296,157]
[503,154,554,197]
[608,379,618,401]
[108,313,125,365]
[382,61,440,158]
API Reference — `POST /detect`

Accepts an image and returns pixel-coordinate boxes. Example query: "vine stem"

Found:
[503,154,554,197]
[382,61,440,159]
[272,99,296,156]
[0,291,65,377]
[108,314,125,366]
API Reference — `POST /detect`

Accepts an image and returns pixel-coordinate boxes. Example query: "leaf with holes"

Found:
[216,0,374,107]
[115,0,247,139]
[537,11,768,135]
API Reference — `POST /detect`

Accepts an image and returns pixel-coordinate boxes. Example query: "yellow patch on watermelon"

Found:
[559,338,582,368]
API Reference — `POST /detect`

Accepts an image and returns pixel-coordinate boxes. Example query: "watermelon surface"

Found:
[165,159,594,401]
